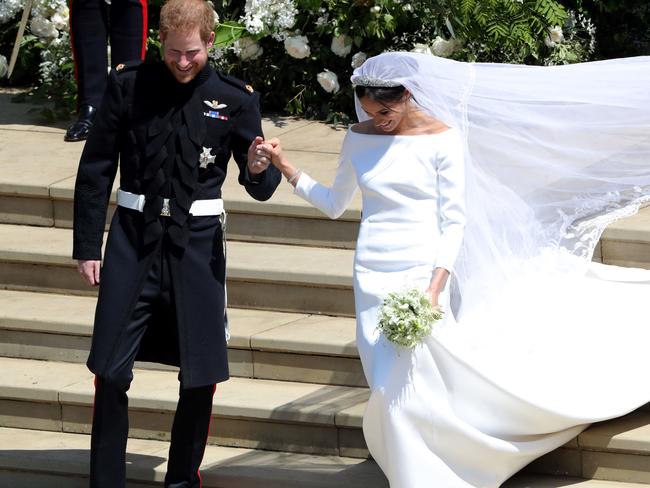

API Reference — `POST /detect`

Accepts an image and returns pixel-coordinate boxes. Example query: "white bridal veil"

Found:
[353,53,650,315]
[351,53,650,416]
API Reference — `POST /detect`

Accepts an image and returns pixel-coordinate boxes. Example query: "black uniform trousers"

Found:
[70,0,147,109]
[90,240,215,488]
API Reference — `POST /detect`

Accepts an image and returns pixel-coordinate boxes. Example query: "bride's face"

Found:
[359,96,409,134]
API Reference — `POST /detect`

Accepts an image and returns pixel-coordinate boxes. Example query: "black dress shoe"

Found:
[64,105,97,142]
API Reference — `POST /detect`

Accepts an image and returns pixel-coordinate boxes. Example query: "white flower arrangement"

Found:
[316,69,339,93]
[242,0,297,36]
[235,37,263,60]
[545,25,564,48]
[431,36,461,58]
[211,8,220,25]
[38,31,72,86]
[284,35,311,59]
[411,43,432,55]
[331,34,352,57]
[351,51,367,69]
[0,0,24,25]
[31,16,59,39]
[377,288,444,348]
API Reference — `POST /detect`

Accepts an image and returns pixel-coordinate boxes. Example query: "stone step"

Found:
[4,428,646,488]
[3,358,650,482]
[0,427,387,488]
[599,206,650,269]
[5,175,650,263]
[505,476,648,488]
[1,430,650,488]
[0,116,361,249]
[0,357,369,458]
[0,224,355,316]
[0,289,366,387]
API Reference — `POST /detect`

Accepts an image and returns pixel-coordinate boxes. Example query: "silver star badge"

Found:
[199,147,216,169]
[203,99,227,110]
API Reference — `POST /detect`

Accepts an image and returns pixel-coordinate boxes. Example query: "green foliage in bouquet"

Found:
[378,288,444,348]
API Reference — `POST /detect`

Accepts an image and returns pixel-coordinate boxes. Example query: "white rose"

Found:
[0,54,8,78]
[411,43,432,55]
[331,34,352,57]
[403,3,413,12]
[246,16,264,35]
[431,36,459,57]
[238,37,263,61]
[284,35,311,59]
[351,51,367,69]
[211,9,220,25]
[31,16,59,39]
[545,26,564,48]
[370,5,381,13]
[50,8,69,30]
[317,69,340,94]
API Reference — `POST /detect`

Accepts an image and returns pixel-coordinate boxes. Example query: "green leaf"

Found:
[214,21,247,48]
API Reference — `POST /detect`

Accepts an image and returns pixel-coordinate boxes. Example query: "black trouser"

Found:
[70,0,147,108]
[90,246,215,488]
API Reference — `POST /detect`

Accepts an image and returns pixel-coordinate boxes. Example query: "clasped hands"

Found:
[247,137,291,178]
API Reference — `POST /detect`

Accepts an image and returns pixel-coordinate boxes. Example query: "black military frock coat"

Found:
[73,60,280,388]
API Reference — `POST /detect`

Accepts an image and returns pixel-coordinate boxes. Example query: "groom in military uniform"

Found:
[72,0,281,485]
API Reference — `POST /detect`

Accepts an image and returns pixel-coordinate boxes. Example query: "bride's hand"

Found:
[424,286,440,308]
[255,138,285,166]
[255,138,301,184]
[426,268,450,308]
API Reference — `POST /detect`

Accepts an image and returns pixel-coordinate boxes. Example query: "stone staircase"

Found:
[2,90,650,487]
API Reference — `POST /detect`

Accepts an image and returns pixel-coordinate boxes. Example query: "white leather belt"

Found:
[116,189,224,217]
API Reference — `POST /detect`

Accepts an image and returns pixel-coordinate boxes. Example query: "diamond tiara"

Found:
[350,75,402,87]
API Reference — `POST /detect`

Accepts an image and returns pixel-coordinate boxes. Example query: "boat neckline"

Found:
[348,127,455,137]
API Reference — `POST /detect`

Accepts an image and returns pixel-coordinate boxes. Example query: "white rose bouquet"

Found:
[378,288,444,348]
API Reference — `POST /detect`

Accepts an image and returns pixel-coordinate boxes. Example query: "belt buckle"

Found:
[161,198,171,217]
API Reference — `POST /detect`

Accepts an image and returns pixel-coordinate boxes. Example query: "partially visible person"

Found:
[65,0,147,142]
[72,0,280,485]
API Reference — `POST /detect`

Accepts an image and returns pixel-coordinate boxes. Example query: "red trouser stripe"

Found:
[140,0,148,59]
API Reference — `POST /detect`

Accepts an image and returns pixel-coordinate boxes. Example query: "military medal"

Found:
[204,100,227,109]
[199,147,216,169]
[203,110,229,121]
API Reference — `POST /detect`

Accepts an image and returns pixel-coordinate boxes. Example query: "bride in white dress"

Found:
[252,52,650,487]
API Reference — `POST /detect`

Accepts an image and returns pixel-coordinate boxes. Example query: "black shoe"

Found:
[64,105,97,142]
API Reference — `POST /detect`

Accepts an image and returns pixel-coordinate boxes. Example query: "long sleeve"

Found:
[434,132,466,273]
[72,69,123,260]
[293,147,358,220]
[230,92,281,201]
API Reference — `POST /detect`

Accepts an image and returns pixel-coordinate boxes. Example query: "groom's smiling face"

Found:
[359,97,408,134]
[161,28,214,84]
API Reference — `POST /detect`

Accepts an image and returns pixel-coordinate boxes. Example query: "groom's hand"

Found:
[247,136,270,175]
[78,259,101,286]
[257,138,285,167]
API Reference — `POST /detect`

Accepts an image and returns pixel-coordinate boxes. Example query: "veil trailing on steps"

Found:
[351,53,650,422]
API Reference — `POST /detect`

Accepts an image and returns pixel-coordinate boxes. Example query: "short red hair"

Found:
[160,0,216,43]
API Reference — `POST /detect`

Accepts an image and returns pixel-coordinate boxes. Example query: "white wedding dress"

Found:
[293,127,650,487]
